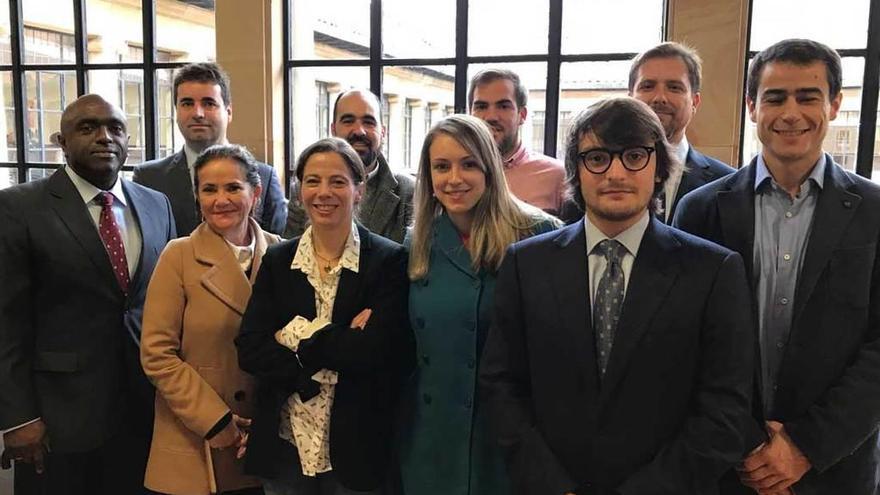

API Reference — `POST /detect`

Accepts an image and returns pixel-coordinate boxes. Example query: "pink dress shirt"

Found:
[503,143,566,214]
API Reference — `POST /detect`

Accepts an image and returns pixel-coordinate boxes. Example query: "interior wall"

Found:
[667,0,751,167]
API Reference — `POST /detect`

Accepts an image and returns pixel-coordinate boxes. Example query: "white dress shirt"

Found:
[584,211,650,311]
[663,137,690,222]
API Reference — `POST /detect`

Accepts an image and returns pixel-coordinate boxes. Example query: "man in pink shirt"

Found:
[469,69,566,216]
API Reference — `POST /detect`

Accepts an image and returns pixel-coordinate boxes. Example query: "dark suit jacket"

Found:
[284,155,415,243]
[0,168,176,452]
[134,148,287,237]
[235,226,415,490]
[479,217,763,495]
[673,154,880,495]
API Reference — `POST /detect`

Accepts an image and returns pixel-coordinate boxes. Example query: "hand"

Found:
[208,414,251,459]
[738,421,810,494]
[350,308,372,330]
[1,420,48,473]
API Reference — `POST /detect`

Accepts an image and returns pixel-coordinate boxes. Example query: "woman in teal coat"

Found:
[399,115,560,495]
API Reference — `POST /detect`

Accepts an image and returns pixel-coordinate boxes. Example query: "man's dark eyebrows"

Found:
[795,87,824,96]
[760,88,788,99]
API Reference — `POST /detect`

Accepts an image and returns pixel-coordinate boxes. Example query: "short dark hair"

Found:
[628,42,702,94]
[295,137,366,185]
[747,38,842,102]
[563,97,679,215]
[332,89,384,123]
[192,144,262,191]
[468,68,528,110]
[173,62,232,107]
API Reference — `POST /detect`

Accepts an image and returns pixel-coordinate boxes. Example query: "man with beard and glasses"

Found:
[469,68,566,216]
[284,89,415,243]
[134,62,288,237]
[480,97,761,495]
[629,42,734,223]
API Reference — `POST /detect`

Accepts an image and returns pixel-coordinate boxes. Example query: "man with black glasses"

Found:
[480,97,762,495]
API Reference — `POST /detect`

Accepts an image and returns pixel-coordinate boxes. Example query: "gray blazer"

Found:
[284,154,414,243]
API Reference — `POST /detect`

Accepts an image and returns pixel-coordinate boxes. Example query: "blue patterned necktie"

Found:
[593,239,627,376]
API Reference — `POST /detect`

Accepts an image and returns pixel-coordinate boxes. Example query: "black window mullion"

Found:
[9,0,26,182]
[73,0,87,95]
[370,0,382,98]
[454,0,467,113]
[738,0,756,167]
[142,0,157,160]
[543,0,563,157]
[856,0,880,178]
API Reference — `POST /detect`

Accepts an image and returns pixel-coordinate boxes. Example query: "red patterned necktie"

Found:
[96,192,130,294]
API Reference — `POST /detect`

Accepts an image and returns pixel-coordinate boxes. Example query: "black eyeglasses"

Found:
[577,146,655,174]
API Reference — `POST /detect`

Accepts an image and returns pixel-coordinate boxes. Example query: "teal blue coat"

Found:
[398,213,558,495]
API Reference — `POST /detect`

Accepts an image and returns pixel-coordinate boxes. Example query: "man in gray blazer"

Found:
[284,89,414,243]
[133,62,287,237]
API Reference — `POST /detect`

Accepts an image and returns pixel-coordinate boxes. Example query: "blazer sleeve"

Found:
[784,238,880,472]
[283,180,308,240]
[140,241,229,437]
[479,245,580,495]
[0,193,39,429]
[296,244,415,376]
[617,252,764,494]
[260,165,288,236]
[236,246,305,385]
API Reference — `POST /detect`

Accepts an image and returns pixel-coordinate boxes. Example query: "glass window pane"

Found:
[22,1,75,64]
[27,167,56,182]
[0,167,17,189]
[156,0,215,62]
[1,72,17,162]
[291,0,370,60]
[157,68,180,159]
[0,0,11,64]
[742,57,863,174]
[562,0,663,55]
[383,65,455,172]
[87,69,145,165]
[469,0,548,56]
[558,61,630,159]
[24,70,74,163]
[383,0,454,59]
[290,66,370,164]
[467,62,547,154]
[750,0,870,51]
[85,0,143,63]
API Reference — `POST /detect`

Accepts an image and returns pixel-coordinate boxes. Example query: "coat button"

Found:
[234,390,246,402]
[423,393,432,404]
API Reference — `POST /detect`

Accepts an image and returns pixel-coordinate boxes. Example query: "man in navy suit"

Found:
[0,95,176,493]
[480,97,762,494]
[134,62,287,237]
[629,42,735,222]
[675,38,880,495]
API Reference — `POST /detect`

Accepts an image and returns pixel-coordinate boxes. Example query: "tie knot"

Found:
[96,191,114,208]
[596,239,626,263]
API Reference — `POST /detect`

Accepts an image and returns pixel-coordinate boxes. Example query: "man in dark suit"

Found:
[134,62,287,237]
[480,97,762,495]
[0,94,176,493]
[629,42,735,222]
[674,39,880,495]
[284,89,414,243]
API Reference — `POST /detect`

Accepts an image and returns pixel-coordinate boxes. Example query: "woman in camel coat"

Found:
[141,144,281,494]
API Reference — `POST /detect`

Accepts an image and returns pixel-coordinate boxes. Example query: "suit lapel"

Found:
[599,218,679,404]
[359,157,400,236]
[47,169,120,290]
[669,149,711,221]
[435,213,478,280]
[167,150,200,235]
[192,223,253,316]
[332,226,370,323]
[551,222,600,397]
[717,162,757,282]
[792,157,860,326]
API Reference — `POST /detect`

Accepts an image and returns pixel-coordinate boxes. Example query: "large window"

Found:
[0,0,217,190]
[285,0,665,184]
[742,0,880,182]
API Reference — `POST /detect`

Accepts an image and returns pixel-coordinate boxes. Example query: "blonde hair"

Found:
[409,114,559,280]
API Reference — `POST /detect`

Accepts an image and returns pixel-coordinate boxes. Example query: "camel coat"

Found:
[141,219,280,494]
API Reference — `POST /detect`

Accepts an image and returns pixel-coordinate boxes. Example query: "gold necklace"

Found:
[314,250,342,274]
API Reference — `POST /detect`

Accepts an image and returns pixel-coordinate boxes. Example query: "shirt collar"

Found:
[584,210,649,259]
[754,154,826,192]
[503,142,528,168]
[183,144,200,172]
[224,225,256,264]
[291,222,361,275]
[669,136,689,167]
[64,165,127,207]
